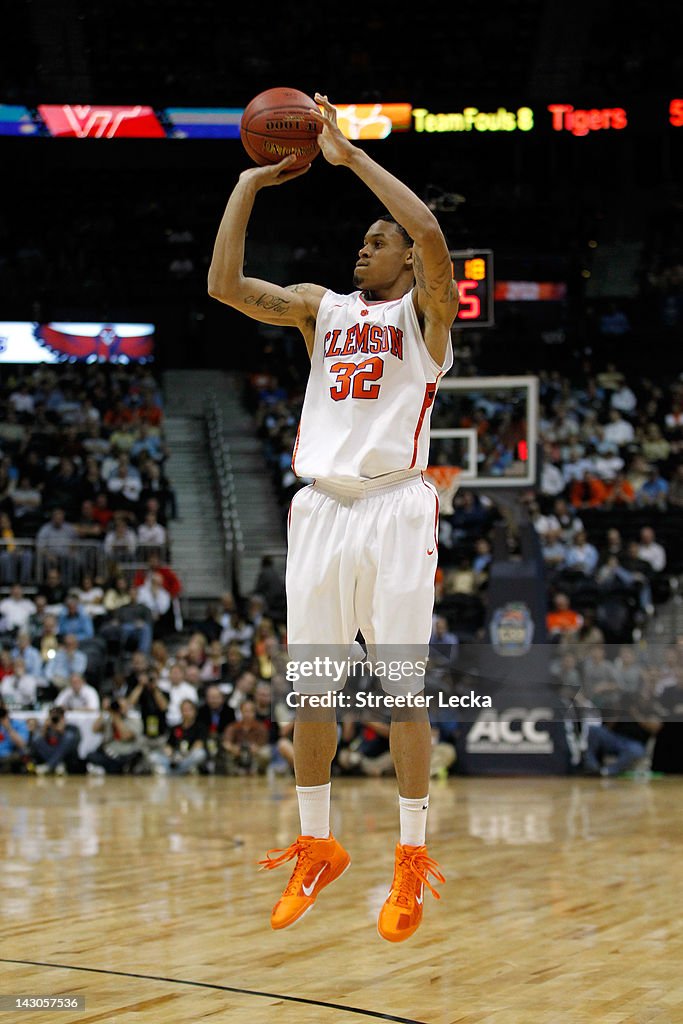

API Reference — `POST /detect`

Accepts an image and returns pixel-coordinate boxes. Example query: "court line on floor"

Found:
[0,959,428,1024]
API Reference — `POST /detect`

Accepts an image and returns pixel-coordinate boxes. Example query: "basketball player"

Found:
[208,94,457,941]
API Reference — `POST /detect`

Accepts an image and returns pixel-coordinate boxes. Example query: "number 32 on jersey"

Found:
[329,356,384,400]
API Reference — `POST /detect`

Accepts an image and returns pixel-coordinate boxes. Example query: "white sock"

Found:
[399,794,429,847]
[297,783,331,839]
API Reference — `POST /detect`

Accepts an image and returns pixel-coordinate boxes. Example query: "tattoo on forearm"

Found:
[244,292,291,314]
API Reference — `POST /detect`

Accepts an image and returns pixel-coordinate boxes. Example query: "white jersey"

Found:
[292,288,453,482]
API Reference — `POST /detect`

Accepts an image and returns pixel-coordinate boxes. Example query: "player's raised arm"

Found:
[207,156,326,345]
[315,93,459,361]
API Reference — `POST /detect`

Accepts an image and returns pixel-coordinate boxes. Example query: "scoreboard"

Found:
[450,248,494,327]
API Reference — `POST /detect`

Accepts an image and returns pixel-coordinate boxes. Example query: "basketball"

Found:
[240,87,323,171]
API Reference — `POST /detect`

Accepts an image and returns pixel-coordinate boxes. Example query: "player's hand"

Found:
[239,156,310,189]
[315,93,356,165]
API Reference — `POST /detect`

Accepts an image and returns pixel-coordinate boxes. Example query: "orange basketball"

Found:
[240,87,323,171]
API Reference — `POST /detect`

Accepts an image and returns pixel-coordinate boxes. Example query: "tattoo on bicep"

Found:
[285,283,308,294]
[244,292,291,314]
[413,251,427,290]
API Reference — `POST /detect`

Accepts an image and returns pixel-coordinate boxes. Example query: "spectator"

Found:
[37,565,68,612]
[0,512,33,585]
[45,634,89,690]
[221,699,270,775]
[253,555,286,623]
[103,574,132,614]
[0,699,29,772]
[57,593,95,642]
[148,699,207,775]
[136,573,172,634]
[86,696,143,775]
[564,530,599,577]
[54,671,101,711]
[76,573,106,619]
[0,583,36,633]
[582,718,646,777]
[11,630,44,678]
[0,656,38,708]
[160,662,199,726]
[569,471,609,510]
[127,669,169,753]
[103,513,138,562]
[603,409,635,448]
[636,468,669,510]
[637,527,667,574]
[134,551,181,600]
[546,592,584,640]
[196,684,235,772]
[137,510,167,553]
[35,506,78,565]
[30,705,81,775]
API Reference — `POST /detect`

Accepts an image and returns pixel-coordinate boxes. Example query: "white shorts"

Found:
[286,470,439,696]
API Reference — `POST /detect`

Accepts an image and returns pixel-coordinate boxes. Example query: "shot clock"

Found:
[450,249,494,327]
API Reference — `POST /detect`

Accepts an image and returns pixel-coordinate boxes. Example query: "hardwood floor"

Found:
[1,774,682,1024]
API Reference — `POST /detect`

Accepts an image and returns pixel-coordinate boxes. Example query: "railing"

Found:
[205,393,245,598]
[0,540,171,589]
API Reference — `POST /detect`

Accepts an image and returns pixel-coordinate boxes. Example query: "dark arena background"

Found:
[1,3,683,1022]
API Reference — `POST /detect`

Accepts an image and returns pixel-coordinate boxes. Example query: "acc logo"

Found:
[490,602,534,656]
[466,708,553,754]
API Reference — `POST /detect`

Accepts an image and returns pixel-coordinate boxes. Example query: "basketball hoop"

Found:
[424,465,462,515]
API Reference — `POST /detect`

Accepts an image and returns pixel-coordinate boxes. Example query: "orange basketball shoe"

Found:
[377,843,445,942]
[258,834,351,930]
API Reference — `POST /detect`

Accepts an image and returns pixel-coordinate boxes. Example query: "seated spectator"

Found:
[564,530,599,577]
[640,423,671,464]
[541,529,567,575]
[551,497,584,544]
[36,506,78,568]
[54,671,101,711]
[136,573,172,635]
[100,584,154,655]
[103,514,138,563]
[637,527,667,574]
[76,573,106,619]
[86,696,143,775]
[137,510,167,554]
[603,409,634,448]
[569,471,609,509]
[636,468,669,510]
[581,644,620,710]
[160,663,199,726]
[130,422,166,464]
[0,656,38,708]
[0,583,36,634]
[196,684,235,772]
[603,472,636,508]
[57,593,95,642]
[12,630,44,678]
[75,498,106,543]
[106,454,142,513]
[0,699,29,772]
[38,565,68,613]
[134,551,181,601]
[221,699,270,775]
[546,592,584,641]
[103,574,132,614]
[30,704,81,775]
[46,636,88,691]
[148,698,207,775]
[127,669,169,751]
